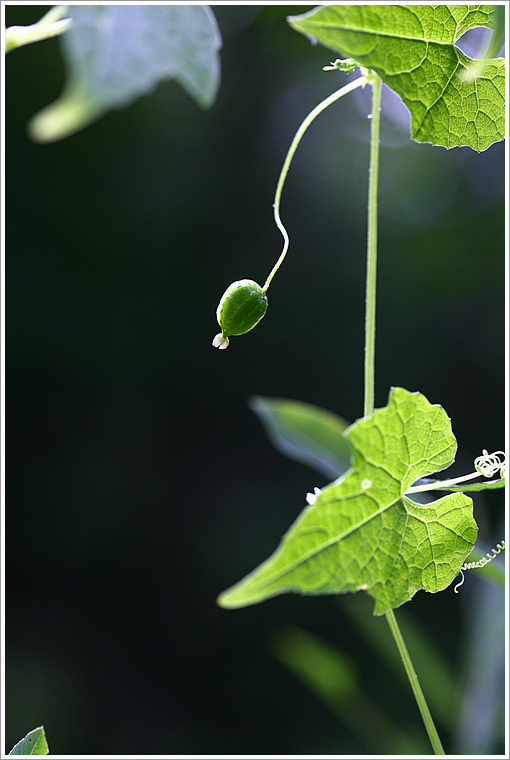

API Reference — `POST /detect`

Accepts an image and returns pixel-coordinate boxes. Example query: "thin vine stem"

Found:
[263,75,367,293]
[363,73,381,418]
[405,470,482,494]
[365,72,444,755]
[385,609,445,754]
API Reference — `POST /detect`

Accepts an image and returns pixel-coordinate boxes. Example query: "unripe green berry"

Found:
[212,279,268,349]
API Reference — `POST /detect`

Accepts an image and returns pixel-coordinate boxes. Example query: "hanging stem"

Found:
[364,72,444,755]
[263,75,367,293]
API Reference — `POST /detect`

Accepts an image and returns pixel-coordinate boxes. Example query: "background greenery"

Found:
[6,4,505,755]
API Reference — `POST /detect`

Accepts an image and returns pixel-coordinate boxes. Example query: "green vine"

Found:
[214,8,505,750]
[364,71,443,755]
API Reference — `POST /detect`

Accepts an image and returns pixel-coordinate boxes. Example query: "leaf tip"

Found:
[286,11,312,36]
[28,91,100,143]
[217,572,275,609]
[9,726,49,755]
[216,587,247,610]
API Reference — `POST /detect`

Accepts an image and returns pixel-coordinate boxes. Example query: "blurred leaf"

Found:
[342,595,459,731]
[288,5,505,151]
[272,626,357,697]
[28,5,222,142]
[9,726,49,755]
[249,396,351,479]
[271,626,426,753]
[454,573,505,752]
[218,388,478,614]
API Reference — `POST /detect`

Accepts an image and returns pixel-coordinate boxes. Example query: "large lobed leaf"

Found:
[218,388,478,615]
[288,5,505,152]
[29,5,222,142]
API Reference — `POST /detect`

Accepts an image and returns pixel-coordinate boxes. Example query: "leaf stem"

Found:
[263,76,367,293]
[405,470,483,494]
[363,73,381,418]
[364,73,444,754]
[5,6,70,54]
[384,609,445,754]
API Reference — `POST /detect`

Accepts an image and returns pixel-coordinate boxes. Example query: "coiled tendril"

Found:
[454,541,506,593]
[474,449,506,479]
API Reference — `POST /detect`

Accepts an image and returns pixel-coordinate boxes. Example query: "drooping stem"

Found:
[363,73,381,418]
[263,75,367,293]
[385,609,445,754]
[364,73,444,755]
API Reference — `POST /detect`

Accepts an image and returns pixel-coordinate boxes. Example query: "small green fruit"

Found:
[212,279,268,349]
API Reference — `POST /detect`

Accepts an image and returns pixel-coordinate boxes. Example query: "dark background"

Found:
[5,4,505,755]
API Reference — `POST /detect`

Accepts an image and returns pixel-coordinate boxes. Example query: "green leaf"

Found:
[9,727,49,755]
[272,626,358,699]
[342,595,458,730]
[271,624,429,753]
[218,387,478,615]
[288,4,505,151]
[28,5,222,143]
[248,396,351,479]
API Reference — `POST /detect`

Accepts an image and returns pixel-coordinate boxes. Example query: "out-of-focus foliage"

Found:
[25,5,222,142]
[249,396,351,478]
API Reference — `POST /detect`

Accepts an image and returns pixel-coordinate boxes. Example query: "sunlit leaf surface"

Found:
[218,388,478,615]
[289,5,505,151]
[9,727,49,755]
